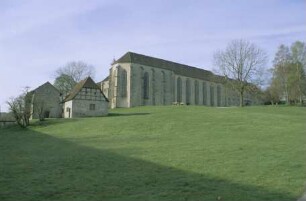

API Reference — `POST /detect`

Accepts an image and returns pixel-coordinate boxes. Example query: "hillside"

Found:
[0,106,305,201]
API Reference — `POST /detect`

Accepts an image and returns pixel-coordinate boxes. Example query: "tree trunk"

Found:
[239,90,244,107]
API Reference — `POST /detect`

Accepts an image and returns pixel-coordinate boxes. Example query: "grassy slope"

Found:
[0,106,305,201]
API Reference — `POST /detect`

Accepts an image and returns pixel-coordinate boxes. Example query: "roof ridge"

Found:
[63,76,109,102]
[31,81,60,93]
[115,51,222,82]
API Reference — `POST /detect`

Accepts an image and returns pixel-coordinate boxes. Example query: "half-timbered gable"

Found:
[63,77,108,118]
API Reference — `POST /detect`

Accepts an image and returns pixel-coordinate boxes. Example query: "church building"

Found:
[99,52,260,108]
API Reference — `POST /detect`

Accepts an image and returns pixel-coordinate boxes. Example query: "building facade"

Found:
[27,82,62,119]
[63,77,108,118]
[100,52,261,109]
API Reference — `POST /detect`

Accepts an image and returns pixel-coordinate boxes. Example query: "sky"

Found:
[0,0,305,112]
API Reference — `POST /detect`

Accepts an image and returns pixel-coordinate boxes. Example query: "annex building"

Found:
[99,52,261,108]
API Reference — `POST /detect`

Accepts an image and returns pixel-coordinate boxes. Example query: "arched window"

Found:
[177,77,182,102]
[195,80,199,105]
[210,85,215,106]
[151,69,155,105]
[186,79,190,104]
[162,71,166,105]
[202,82,207,105]
[143,72,149,99]
[121,69,127,97]
[217,85,221,106]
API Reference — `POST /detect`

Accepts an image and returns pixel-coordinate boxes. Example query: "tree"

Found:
[264,79,281,105]
[6,88,32,128]
[213,39,268,107]
[272,45,292,104]
[290,41,306,104]
[53,61,95,93]
[53,74,77,94]
[271,42,306,105]
[33,97,46,121]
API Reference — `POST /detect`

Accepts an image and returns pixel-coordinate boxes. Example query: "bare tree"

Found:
[213,39,268,107]
[54,61,95,93]
[33,97,46,121]
[6,88,32,128]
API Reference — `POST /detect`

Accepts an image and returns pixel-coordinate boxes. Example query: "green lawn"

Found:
[0,106,305,201]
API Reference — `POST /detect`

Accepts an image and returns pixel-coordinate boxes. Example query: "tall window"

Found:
[121,69,127,97]
[186,79,190,104]
[177,77,182,102]
[210,85,215,106]
[202,82,207,105]
[143,72,149,99]
[151,69,155,105]
[162,71,166,105]
[217,85,221,106]
[195,80,199,105]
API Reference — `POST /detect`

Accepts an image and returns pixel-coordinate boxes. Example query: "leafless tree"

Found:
[6,88,32,128]
[33,97,45,121]
[213,39,268,107]
[54,61,95,93]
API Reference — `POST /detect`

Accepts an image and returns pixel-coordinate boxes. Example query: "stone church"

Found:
[99,52,260,108]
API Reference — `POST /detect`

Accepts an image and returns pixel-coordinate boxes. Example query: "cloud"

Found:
[0,0,305,112]
[0,0,108,40]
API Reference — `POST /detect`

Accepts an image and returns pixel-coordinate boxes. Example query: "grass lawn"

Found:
[0,106,305,201]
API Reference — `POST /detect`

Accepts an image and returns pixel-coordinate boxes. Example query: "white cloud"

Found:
[0,0,305,112]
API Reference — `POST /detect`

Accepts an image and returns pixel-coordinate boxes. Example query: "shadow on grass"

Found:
[0,128,297,201]
[29,118,80,127]
[108,112,150,117]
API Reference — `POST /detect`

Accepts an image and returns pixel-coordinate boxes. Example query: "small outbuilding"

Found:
[62,77,108,118]
[27,82,62,119]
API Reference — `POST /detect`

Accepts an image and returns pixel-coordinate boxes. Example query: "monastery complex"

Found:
[28,52,261,119]
[99,52,260,109]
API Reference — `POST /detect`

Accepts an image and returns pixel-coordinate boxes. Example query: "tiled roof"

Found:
[63,77,108,102]
[96,76,109,86]
[30,82,60,94]
[115,52,224,83]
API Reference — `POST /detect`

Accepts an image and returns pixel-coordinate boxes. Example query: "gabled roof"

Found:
[115,52,224,83]
[96,76,109,86]
[30,82,60,94]
[63,77,108,102]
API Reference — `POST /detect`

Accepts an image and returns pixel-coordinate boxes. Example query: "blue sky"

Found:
[0,0,305,112]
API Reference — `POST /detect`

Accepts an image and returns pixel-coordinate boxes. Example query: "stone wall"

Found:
[0,121,16,128]
[63,100,73,118]
[63,86,108,118]
[106,61,261,108]
[130,63,173,107]
[72,99,108,117]
[31,82,62,119]
[101,80,109,99]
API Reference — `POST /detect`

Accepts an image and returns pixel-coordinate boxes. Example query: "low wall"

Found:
[0,121,16,128]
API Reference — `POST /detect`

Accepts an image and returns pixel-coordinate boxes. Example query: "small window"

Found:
[89,104,95,111]
[66,107,70,112]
